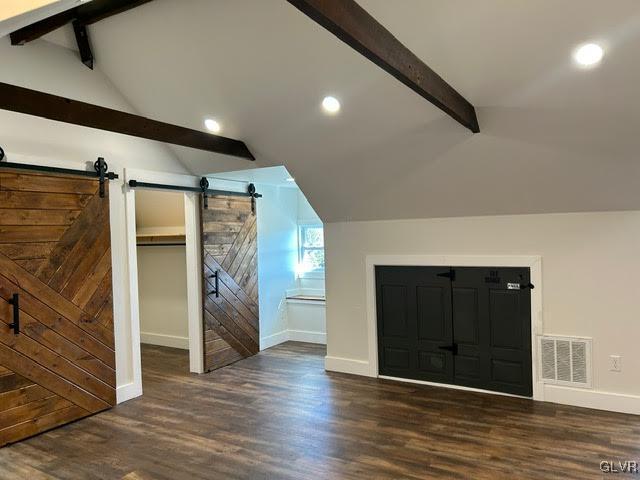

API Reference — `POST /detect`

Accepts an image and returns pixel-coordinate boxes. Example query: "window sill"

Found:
[298,271,325,280]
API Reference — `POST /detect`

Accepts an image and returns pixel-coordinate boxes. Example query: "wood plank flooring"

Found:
[1,342,640,479]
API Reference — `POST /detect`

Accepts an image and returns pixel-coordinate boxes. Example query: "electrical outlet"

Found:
[610,355,622,372]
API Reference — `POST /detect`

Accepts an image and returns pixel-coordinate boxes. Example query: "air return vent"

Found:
[539,336,592,388]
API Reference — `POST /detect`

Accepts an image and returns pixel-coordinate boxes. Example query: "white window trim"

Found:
[298,223,325,277]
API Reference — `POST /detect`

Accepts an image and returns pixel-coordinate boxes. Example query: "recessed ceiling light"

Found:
[574,43,604,67]
[286,177,296,182]
[322,96,341,114]
[204,118,221,133]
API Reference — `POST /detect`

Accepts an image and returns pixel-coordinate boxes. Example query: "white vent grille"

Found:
[538,336,592,388]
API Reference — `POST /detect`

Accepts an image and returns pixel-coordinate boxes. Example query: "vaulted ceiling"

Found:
[20,1,640,221]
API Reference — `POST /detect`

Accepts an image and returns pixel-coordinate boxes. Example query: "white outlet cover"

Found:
[610,355,622,372]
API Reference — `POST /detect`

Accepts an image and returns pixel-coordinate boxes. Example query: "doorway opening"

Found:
[210,166,327,351]
[134,189,190,376]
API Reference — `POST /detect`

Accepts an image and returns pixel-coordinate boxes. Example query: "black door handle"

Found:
[438,343,458,355]
[8,294,19,335]
[208,270,219,298]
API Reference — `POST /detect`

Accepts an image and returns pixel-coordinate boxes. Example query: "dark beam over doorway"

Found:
[0,82,255,161]
[10,0,153,45]
[286,0,480,133]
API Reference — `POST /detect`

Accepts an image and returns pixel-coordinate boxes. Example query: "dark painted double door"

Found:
[376,266,532,396]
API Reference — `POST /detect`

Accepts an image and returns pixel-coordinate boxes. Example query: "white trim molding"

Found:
[325,356,371,377]
[544,385,640,415]
[362,254,544,401]
[261,330,327,349]
[289,330,326,344]
[140,332,189,350]
[261,331,289,350]
[122,168,206,402]
[116,382,143,404]
[184,192,204,374]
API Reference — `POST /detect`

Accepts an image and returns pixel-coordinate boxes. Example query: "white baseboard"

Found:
[261,330,289,350]
[325,356,372,377]
[116,382,142,404]
[288,329,326,344]
[261,329,327,350]
[285,287,326,298]
[140,332,189,350]
[543,384,640,415]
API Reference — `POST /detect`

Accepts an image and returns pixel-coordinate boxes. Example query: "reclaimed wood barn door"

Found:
[0,169,115,447]
[201,195,259,372]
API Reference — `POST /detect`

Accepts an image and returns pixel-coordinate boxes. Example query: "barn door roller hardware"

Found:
[208,270,220,298]
[127,179,262,207]
[200,177,210,209]
[0,150,118,197]
[94,157,112,197]
[248,183,257,214]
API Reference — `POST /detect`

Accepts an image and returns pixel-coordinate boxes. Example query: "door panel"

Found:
[416,286,446,341]
[376,266,453,382]
[381,285,408,338]
[376,265,532,396]
[0,170,115,447]
[200,195,259,372]
[452,288,479,345]
[490,290,523,349]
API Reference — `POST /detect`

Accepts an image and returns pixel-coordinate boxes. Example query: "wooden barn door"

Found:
[200,194,259,372]
[0,169,115,447]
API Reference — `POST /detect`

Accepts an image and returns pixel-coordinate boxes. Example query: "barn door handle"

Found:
[438,343,458,355]
[208,270,219,298]
[8,294,19,335]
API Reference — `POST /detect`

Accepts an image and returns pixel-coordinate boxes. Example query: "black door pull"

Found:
[208,270,219,298]
[8,294,19,335]
[438,343,458,355]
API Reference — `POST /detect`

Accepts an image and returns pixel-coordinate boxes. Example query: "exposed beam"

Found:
[0,82,255,161]
[10,0,153,45]
[75,0,153,25]
[286,0,480,133]
[72,21,94,69]
[10,9,75,45]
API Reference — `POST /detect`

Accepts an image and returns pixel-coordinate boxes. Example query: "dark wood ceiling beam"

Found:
[286,0,480,133]
[75,0,153,25]
[10,0,153,45]
[10,9,76,45]
[0,82,255,161]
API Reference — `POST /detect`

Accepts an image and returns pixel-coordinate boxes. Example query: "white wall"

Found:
[256,184,299,346]
[137,246,189,349]
[297,190,322,224]
[0,38,189,401]
[325,211,640,413]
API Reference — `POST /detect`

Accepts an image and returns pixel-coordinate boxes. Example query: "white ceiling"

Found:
[212,165,297,188]
[41,0,640,222]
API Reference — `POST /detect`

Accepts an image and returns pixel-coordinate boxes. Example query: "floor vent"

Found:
[539,336,592,388]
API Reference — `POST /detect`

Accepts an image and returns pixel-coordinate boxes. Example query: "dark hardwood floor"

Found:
[1,341,639,479]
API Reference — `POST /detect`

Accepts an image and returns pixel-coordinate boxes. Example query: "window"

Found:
[298,224,324,274]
